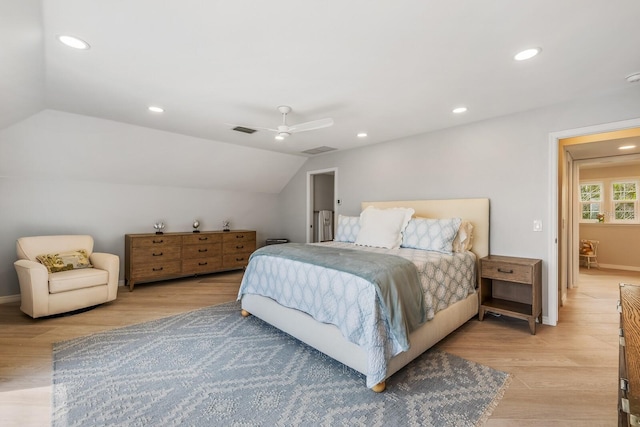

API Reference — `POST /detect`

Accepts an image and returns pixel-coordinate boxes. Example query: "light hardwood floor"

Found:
[1,268,639,426]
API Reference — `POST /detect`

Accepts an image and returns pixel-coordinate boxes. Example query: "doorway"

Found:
[306,168,338,243]
[550,119,640,325]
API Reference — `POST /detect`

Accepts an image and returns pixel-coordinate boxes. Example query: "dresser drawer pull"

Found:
[235,257,245,262]
[198,249,208,253]
[198,262,208,266]
[153,239,163,244]
[236,245,244,249]
[199,237,208,241]
[152,267,163,272]
[236,235,245,239]
[497,268,514,274]
[152,252,163,256]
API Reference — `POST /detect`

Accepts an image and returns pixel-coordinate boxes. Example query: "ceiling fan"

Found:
[235,105,333,140]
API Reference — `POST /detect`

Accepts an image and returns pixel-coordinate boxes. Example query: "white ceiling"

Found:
[32,1,640,156]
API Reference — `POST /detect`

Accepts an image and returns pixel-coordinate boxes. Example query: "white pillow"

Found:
[334,215,361,243]
[452,221,474,252]
[355,206,415,249]
[401,217,462,254]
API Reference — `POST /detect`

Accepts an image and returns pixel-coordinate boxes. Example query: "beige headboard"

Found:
[361,198,490,262]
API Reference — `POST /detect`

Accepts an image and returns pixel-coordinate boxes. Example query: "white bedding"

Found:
[238,241,476,387]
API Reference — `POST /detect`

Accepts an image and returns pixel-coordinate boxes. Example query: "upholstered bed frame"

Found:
[241,198,490,391]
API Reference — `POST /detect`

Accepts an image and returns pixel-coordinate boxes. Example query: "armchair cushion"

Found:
[48,268,109,293]
[36,249,93,273]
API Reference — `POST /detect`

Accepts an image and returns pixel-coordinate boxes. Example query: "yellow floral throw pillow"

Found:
[36,250,93,273]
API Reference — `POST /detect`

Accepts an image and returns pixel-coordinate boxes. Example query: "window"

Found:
[580,183,602,221]
[612,181,638,222]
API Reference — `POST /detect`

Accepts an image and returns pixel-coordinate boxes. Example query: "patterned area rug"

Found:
[52,301,510,427]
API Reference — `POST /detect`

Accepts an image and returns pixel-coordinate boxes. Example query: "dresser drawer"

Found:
[182,243,222,259]
[131,245,181,263]
[182,257,223,274]
[130,260,181,281]
[131,235,182,248]
[481,261,532,284]
[223,240,255,255]
[222,231,255,244]
[223,253,251,269]
[182,234,222,245]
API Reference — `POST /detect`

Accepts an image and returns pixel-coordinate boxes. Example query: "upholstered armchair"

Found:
[14,235,119,318]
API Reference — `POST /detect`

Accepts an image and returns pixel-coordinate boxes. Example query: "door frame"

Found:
[306,167,338,243]
[548,117,640,325]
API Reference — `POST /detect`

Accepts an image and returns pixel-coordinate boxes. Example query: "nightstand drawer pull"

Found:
[236,257,245,261]
[236,235,245,239]
[199,237,208,241]
[152,267,163,272]
[497,268,514,274]
[198,262,208,266]
[198,248,208,252]
[153,239,163,244]
[236,245,244,249]
[152,252,163,256]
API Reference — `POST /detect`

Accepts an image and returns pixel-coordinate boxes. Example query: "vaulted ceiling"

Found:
[2,0,640,158]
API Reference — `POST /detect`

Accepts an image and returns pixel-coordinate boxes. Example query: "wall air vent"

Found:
[301,146,337,155]
[232,126,257,134]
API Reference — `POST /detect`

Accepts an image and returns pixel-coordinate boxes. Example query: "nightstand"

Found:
[479,255,542,334]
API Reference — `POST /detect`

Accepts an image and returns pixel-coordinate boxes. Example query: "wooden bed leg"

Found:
[371,381,386,393]
[240,309,251,317]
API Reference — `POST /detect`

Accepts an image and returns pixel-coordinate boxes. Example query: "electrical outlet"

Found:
[533,220,543,232]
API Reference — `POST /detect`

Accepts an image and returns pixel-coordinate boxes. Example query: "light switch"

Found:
[533,220,543,232]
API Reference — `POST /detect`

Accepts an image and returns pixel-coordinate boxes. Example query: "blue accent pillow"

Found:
[334,215,360,243]
[401,218,462,254]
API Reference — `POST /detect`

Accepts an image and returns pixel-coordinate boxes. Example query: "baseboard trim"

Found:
[598,263,640,272]
[0,294,21,304]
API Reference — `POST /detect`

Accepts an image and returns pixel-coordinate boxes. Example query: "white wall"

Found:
[0,110,307,297]
[0,0,45,129]
[277,87,640,322]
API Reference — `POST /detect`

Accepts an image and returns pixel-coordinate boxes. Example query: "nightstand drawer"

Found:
[481,261,532,284]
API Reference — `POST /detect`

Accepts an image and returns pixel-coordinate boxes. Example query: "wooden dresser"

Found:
[125,230,256,291]
[619,283,640,426]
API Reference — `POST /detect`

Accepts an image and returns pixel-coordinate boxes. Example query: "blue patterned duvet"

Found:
[237,241,476,387]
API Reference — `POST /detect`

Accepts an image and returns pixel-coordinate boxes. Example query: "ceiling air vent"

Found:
[232,126,257,134]
[301,146,337,155]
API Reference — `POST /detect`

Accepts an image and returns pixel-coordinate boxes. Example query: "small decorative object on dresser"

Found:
[192,220,200,233]
[153,222,165,235]
[124,230,256,291]
[223,220,231,232]
[619,283,640,426]
[478,255,542,334]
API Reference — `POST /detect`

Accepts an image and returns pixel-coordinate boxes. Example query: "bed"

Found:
[238,198,490,392]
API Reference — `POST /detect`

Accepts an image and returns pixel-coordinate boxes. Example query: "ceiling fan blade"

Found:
[288,118,334,133]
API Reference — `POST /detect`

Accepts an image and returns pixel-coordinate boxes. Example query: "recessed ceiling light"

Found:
[357,132,368,138]
[514,47,541,61]
[626,72,640,83]
[619,145,636,150]
[58,35,90,50]
[148,106,164,113]
[452,107,467,114]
